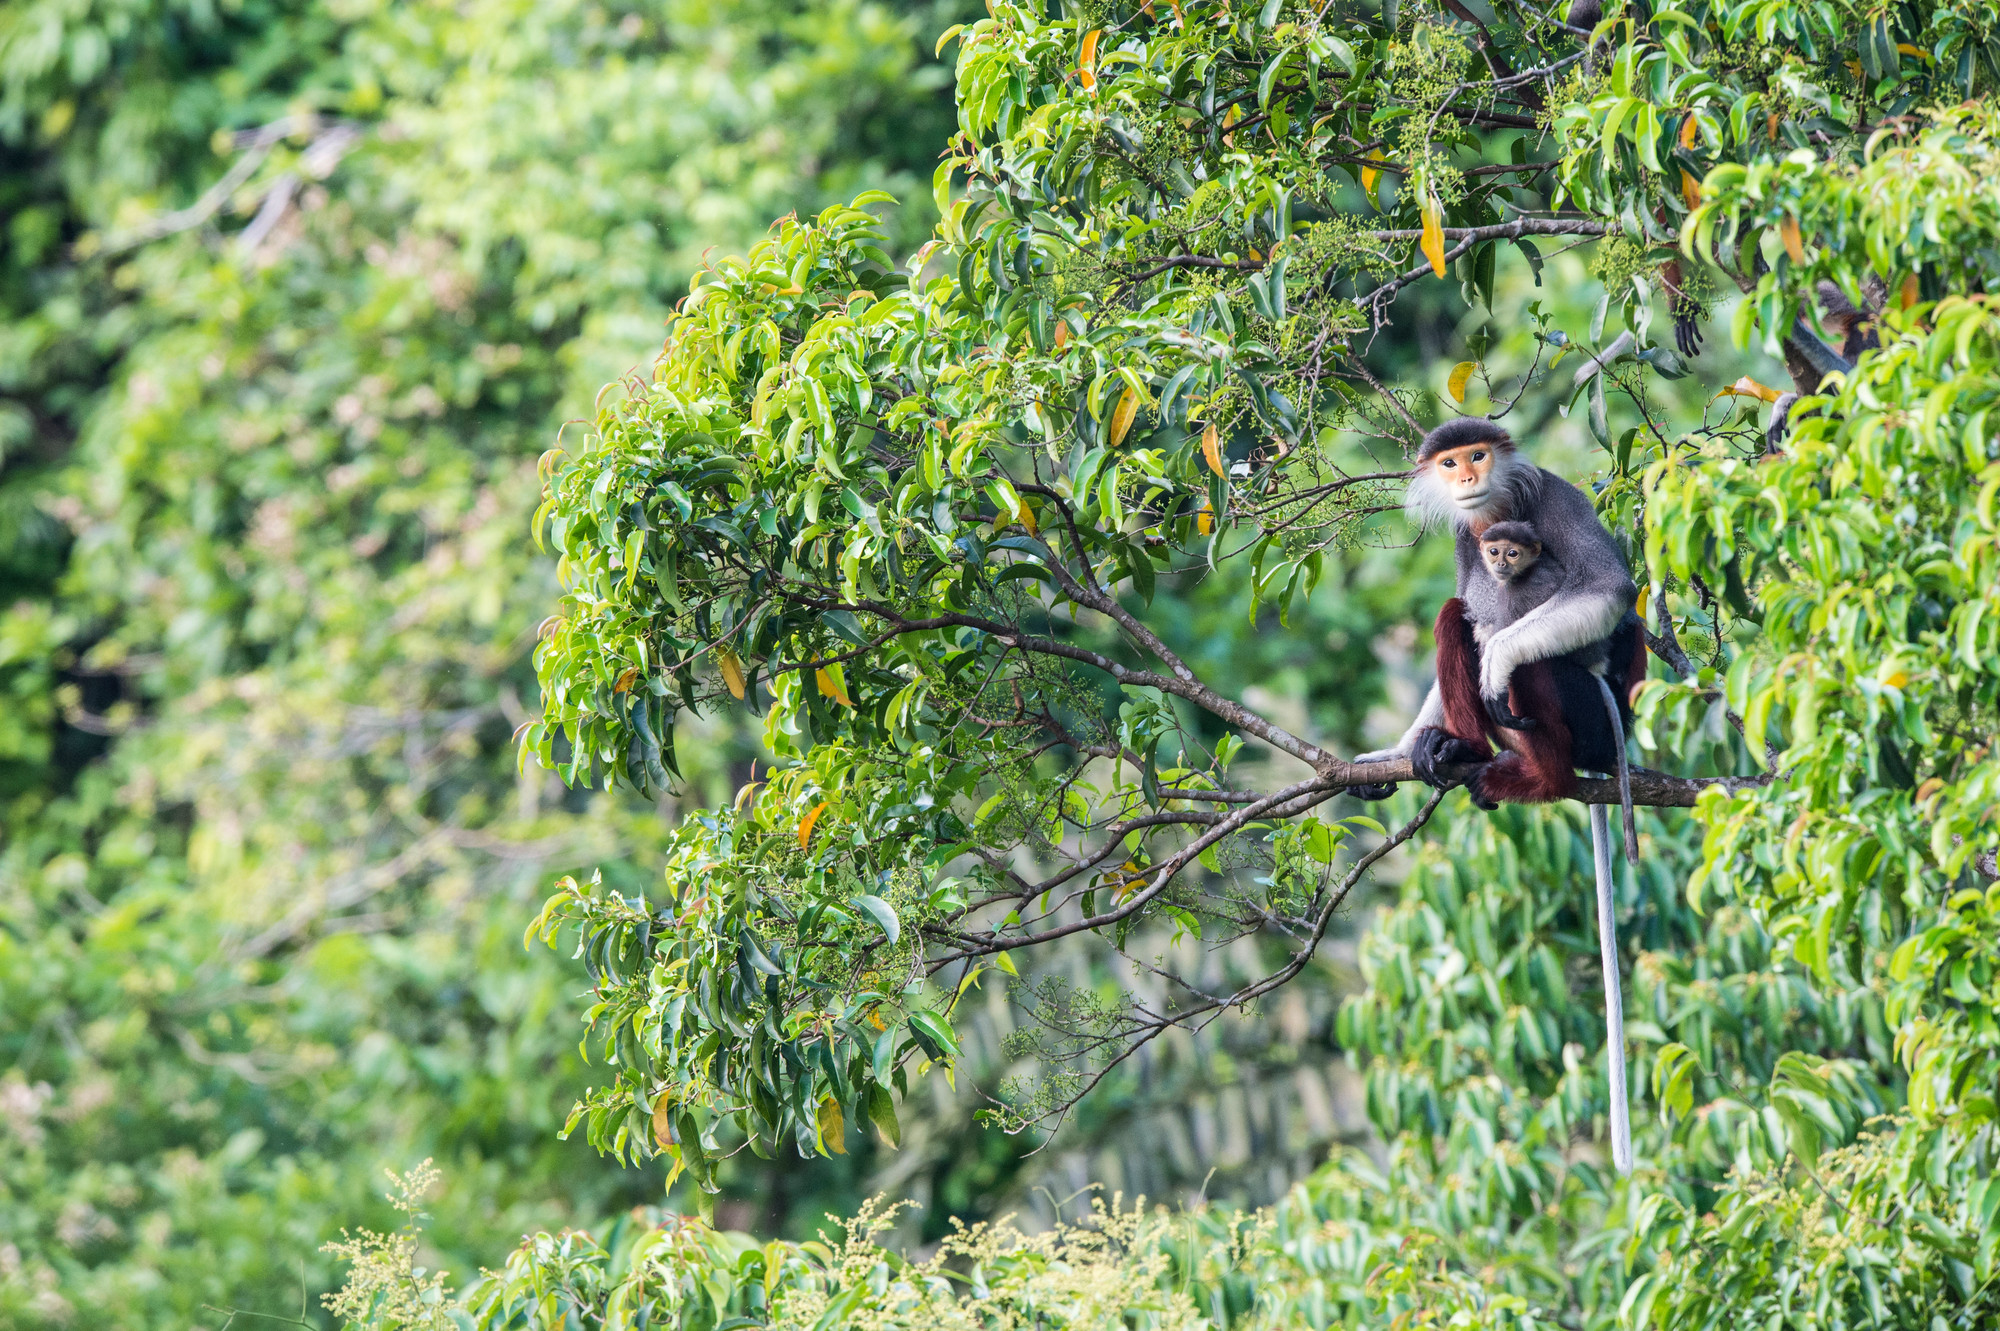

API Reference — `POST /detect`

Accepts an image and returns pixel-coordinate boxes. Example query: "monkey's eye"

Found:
[1440,458,1456,468]
[1471,450,1487,462]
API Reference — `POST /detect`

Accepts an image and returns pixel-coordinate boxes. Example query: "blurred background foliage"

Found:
[1,0,978,1321]
[0,0,1834,1326]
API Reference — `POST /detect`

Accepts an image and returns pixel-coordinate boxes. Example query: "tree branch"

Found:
[1007,787,1448,1129]
[91,115,359,257]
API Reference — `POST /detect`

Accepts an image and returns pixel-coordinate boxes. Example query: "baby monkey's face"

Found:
[1482,538,1540,584]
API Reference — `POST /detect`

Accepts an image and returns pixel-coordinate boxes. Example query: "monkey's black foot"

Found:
[1410,728,1491,789]
[1347,782,1397,802]
[1674,312,1703,359]
[1484,695,1538,732]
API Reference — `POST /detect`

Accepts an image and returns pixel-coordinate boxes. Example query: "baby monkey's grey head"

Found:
[1479,520,1542,584]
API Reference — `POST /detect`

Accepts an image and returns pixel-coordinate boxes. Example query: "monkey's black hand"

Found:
[1485,694,1539,732]
[1674,306,1703,359]
[1347,781,1398,801]
[1409,727,1489,789]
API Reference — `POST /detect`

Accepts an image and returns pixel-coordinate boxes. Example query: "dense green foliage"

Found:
[496,0,2000,1326]
[0,0,972,1323]
[15,0,2000,1325]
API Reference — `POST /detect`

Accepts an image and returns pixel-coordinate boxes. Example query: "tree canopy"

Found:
[516,0,2000,1324]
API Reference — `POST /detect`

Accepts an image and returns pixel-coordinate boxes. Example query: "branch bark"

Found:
[1343,758,1772,807]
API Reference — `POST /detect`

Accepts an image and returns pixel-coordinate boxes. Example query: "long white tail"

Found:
[1591,801,1633,1175]
[1595,674,1639,864]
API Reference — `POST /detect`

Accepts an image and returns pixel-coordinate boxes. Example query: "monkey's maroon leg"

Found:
[1432,599,1495,753]
[1623,626,1650,709]
[1470,662,1577,804]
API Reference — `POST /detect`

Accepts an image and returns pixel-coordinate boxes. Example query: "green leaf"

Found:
[866,1083,901,1148]
[739,928,784,976]
[823,609,869,646]
[906,1010,959,1062]
[852,894,900,946]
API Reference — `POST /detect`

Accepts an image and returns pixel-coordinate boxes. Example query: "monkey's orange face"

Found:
[1431,442,1499,509]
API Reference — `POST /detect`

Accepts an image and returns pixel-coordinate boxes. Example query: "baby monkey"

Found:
[1475,520,1564,635]
[1474,517,1639,863]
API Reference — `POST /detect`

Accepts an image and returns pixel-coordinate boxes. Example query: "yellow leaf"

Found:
[1420,195,1447,278]
[1196,506,1214,535]
[1679,114,1699,149]
[1109,860,1149,902]
[1915,777,1944,805]
[1901,273,1920,309]
[1895,43,1926,58]
[1017,499,1038,536]
[816,666,852,706]
[1713,376,1785,404]
[1780,215,1804,264]
[1882,669,1909,689]
[1108,386,1140,447]
[1054,319,1069,349]
[798,800,829,850]
[816,1094,847,1155]
[1201,422,1224,476]
[652,1097,676,1147]
[1635,584,1651,622]
[613,666,641,694]
[1359,150,1384,207]
[993,951,1019,977]
[734,780,762,812]
[1766,111,1780,142]
[717,648,746,700]
[1078,28,1102,91]
[1447,360,1477,404]
[1680,169,1703,211]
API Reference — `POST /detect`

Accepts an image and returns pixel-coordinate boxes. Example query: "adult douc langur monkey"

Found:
[1350,418,1645,809]
[1349,417,1645,1174]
